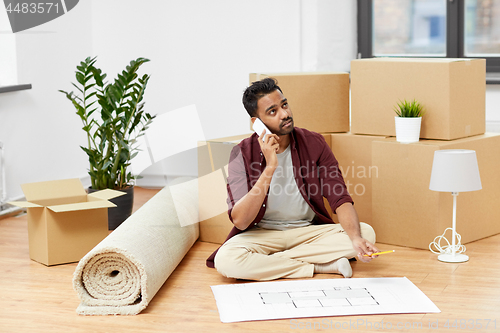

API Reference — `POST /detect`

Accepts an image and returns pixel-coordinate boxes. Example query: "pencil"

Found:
[363,250,395,256]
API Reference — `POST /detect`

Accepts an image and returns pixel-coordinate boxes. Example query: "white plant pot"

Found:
[395,116,422,144]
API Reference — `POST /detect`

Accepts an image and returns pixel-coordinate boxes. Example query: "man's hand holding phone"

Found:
[253,118,279,169]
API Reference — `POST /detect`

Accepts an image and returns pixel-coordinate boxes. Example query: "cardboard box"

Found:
[250,72,350,133]
[198,134,250,244]
[326,133,387,224]
[351,58,486,140]
[371,133,500,249]
[198,133,333,244]
[9,179,124,266]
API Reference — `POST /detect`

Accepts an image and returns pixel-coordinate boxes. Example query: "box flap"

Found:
[87,189,127,201]
[7,201,43,208]
[21,178,86,202]
[47,200,116,213]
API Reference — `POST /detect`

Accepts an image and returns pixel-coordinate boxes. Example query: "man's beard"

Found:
[277,117,294,136]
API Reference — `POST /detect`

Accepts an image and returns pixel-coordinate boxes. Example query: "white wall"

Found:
[3,0,357,198]
[91,0,302,141]
[0,2,93,200]
[89,0,358,187]
[485,85,500,131]
[0,7,17,86]
[2,0,495,198]
[300,0,357,72]
[316,0,357,71]
[90,0,302,186]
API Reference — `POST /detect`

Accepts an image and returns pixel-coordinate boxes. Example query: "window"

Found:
[464,0,500,56]
[372,0,447,56]
[358,0,500,79]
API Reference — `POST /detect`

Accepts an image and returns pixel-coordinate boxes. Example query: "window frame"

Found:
[357,0,500,82]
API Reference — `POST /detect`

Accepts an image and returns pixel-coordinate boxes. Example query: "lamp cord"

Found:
[429,228,466,255]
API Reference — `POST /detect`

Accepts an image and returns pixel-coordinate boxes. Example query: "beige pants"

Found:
[214,223,376,281]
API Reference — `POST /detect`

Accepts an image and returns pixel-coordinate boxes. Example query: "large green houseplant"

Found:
[60,56,155,228]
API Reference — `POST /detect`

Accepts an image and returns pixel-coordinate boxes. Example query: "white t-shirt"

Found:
[259,145,316,230]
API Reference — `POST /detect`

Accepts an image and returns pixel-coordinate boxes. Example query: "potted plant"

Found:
[59,56,155,229]
[394,99,424,144]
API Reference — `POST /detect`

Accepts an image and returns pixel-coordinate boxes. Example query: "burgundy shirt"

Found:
[206,127,353,268]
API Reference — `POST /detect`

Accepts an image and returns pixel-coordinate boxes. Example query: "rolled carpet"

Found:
[73,183,199,315]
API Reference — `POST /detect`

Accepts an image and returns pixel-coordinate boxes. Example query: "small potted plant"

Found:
[394,99,424,144]
[59,56,155,229]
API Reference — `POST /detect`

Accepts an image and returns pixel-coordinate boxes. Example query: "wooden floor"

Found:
[1,187,500,332]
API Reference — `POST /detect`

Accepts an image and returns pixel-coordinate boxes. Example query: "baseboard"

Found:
[135,174,169,189]
[0,205,24,219]
[486,121,500,133]
[80,174,195,190]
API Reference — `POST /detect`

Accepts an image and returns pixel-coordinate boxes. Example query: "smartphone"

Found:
[252,118,273,140]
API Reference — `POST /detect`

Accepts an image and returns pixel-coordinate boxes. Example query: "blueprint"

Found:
[211,277,440,323]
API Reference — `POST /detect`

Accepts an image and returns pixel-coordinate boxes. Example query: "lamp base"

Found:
[438,253,469,263]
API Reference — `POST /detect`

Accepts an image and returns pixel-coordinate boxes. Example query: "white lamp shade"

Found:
[429,149,482,192]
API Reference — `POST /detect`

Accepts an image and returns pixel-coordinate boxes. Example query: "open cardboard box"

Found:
[9,178,125,266]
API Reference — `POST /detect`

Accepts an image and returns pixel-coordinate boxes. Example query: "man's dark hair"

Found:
[242,77,283,117]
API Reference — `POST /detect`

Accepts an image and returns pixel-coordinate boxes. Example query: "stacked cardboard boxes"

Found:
[327,133,387,225]
[371,134,500,249]
[249,72,350,133]
[197,72,352,244]
[199,61,500,249]
[349,58,499,249]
